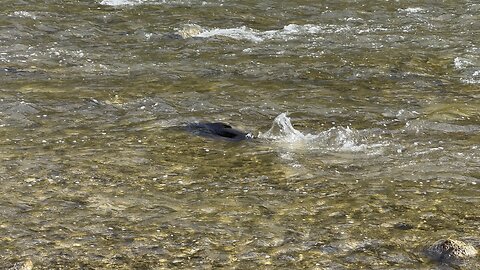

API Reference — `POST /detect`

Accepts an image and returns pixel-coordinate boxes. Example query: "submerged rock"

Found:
[425,239,477,262]
[163,24,204,40]
[176,24,203,39]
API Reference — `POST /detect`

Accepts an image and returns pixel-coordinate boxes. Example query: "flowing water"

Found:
[1,0,479,269]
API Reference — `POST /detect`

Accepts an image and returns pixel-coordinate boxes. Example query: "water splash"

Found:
[258,113,310,141]
[320,126,368,152]
[259,113,374,152]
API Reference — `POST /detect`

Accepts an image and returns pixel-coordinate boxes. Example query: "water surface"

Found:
[1,0,479,269]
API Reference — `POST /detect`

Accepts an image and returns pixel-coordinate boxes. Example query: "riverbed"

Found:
[1,0,479,268]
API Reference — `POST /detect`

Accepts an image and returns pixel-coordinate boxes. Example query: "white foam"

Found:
[177,23,390,43]
[195,26,265,42]
[461,76,480,84]
[328,126,366,152]
[186,23,336,42]
[100,0,212,6]
[454,57,473,70]
[399,7,425,14]
[10,11,37,19]
[100,0,152,6]
[453,57,480,84]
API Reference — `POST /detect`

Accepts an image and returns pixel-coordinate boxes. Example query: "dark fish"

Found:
[186,122,252,141]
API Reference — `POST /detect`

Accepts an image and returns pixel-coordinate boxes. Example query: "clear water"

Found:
[1,0,479,269]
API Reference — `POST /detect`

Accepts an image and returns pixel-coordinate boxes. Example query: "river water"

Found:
[1,0,479,269]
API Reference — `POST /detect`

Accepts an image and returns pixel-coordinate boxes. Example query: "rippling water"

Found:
[1,0,479,269]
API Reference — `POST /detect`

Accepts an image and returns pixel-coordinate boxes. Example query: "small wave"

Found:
[100,0,212,6]
[453,56,480,84]
[398,7,425,14]
[460,70,480,84]
[100,0,143,5]
[10,11,37,19]
[454,57,473,70]
[177,23,337,42]
[320,126,369,152]
[176,23,396,43]
[461,77,480,84]
[99,0,162,6]
[195,26,266,42]
[404,120,480,134]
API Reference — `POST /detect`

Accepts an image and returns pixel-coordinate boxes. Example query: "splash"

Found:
[258,113,311,142]
[258,113,373,152]
[320,126,367,152]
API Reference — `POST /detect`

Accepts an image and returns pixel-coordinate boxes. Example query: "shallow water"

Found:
[1,0,479,269]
